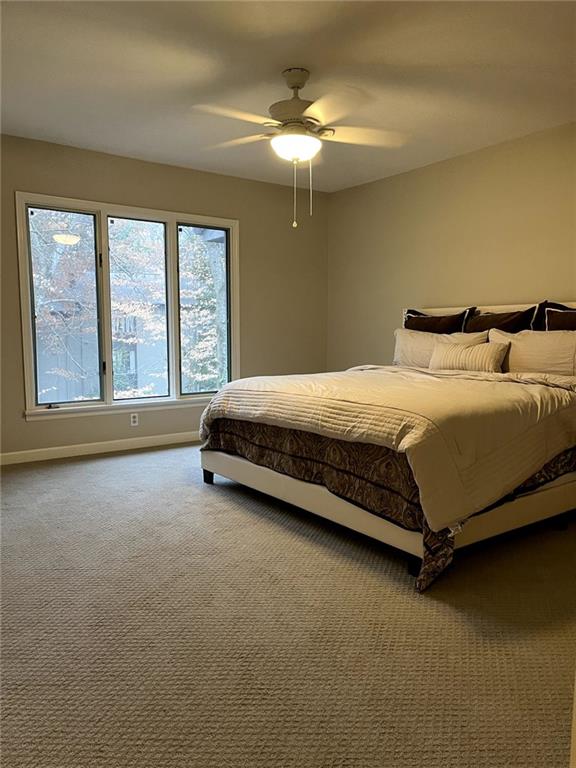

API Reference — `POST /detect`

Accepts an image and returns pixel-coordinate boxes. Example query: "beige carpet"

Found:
[1,446,575,768]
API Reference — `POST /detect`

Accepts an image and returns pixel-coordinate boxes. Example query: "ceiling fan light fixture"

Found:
[270,131,321,162]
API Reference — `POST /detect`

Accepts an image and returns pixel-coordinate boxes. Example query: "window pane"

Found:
[108,217,169,399]
[27,207,102,404]
[178,225,229,394]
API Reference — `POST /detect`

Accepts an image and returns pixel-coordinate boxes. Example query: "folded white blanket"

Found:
[200,366,576,532]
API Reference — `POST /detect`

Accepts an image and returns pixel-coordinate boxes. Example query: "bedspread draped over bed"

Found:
[202,419,576,590]
[200,366,576,588]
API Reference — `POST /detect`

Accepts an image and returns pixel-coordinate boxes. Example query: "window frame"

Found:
[16,192,240,420]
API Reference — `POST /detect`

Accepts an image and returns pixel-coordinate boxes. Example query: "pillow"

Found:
[393,328,489,368]
[546,308,576,331]
[403,307,475,334]
[429,341,510,373]
[464,306,537,333]
[489,329,576,376]
[533,300,573,330]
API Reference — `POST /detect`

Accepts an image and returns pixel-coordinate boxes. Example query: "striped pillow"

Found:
[393,329,489,368]
[429,341,510,373]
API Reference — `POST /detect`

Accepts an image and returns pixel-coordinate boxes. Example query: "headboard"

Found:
[409,302,576,316]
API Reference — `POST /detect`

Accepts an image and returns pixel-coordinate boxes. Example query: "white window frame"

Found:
[16,191,240,420]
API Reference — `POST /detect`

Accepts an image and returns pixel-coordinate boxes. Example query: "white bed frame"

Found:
[201,303,576,567]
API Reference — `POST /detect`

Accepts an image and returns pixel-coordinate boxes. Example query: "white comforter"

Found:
[200,367,576,532]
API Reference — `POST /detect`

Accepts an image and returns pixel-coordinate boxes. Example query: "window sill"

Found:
[24,396,213,421]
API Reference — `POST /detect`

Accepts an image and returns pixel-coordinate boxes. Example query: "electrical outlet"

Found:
[130,413,139,427]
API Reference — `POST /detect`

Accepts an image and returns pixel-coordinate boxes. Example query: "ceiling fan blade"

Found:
[194,103,278,126]
[324,126,406,148]
[207,134,271,150]
[304,86,367,125]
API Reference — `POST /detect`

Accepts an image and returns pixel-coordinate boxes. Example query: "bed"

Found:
[200,303,576,589]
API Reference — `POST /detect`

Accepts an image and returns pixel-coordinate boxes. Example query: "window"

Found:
[27,207,102,405]
[17,193,239,417]
[178,225,229,394]
[108,217,169,399]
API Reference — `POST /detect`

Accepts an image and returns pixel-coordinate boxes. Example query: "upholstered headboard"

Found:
[417,302,576,316]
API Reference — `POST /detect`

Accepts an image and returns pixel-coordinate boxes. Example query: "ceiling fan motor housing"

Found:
[268,97,316,125]
[282,67,310,91]
[268,67,320,129]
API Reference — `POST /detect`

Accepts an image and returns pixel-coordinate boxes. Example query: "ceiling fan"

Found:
[195,68,404,227]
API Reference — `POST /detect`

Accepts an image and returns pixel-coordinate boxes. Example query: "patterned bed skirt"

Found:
[202,419,576,591]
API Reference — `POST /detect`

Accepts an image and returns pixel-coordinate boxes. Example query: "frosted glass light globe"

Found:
[271,133,321,162]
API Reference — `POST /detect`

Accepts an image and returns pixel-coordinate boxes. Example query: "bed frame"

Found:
[201,303,576,571]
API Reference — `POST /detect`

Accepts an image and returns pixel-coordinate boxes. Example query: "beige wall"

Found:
[326,122,576,370]
[1,136,328,453]
[2,123,575,456]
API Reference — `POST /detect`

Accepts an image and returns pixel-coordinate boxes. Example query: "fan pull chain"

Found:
[292,160,298,228]
[309,159,313,216]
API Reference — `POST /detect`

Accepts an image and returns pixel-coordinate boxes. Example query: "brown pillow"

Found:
[533,300,573,330]
[404,307,474,334]
[464,306,536,333]
[546,308,576,330]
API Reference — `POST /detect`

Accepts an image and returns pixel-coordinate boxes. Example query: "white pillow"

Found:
[429,341,510,373]
[393,329,489,368]
[489,329,576,376]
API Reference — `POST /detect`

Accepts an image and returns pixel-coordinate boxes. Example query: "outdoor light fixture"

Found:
[53,233,81,246]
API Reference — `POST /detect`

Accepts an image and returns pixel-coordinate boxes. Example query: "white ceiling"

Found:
[2,1,575,192]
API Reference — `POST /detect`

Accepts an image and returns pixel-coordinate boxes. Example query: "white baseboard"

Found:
[0,431,200,466]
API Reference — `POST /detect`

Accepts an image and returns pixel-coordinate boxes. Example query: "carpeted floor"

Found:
[1,446,575,768]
